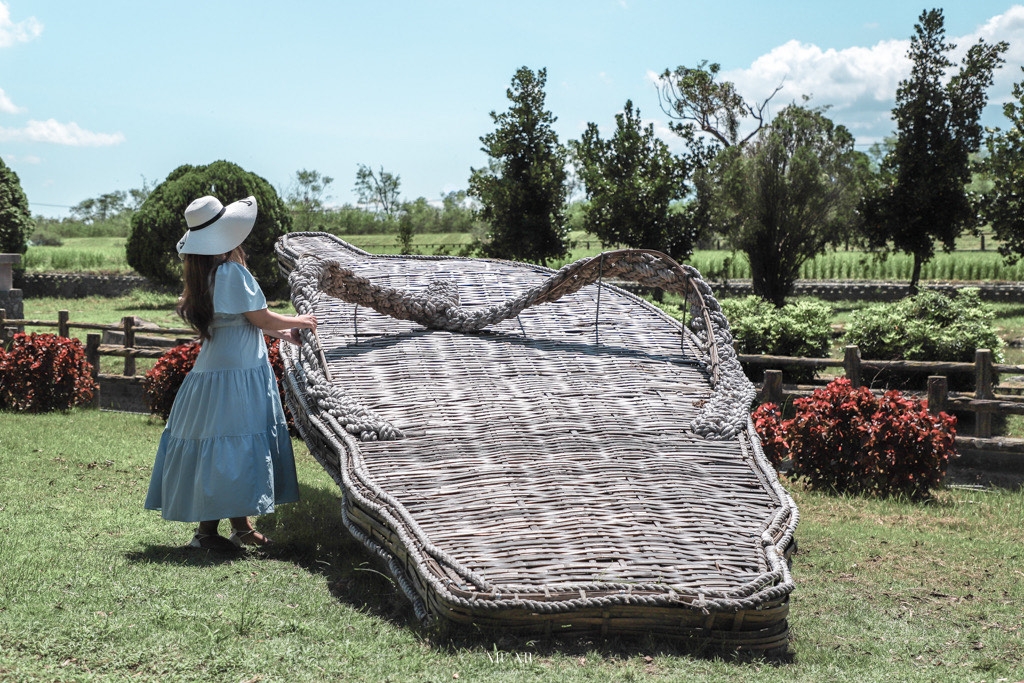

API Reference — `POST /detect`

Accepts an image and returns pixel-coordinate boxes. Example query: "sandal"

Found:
[229,528,273,548]
[188,530,242,552]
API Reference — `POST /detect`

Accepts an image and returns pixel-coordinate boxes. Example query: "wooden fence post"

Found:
[844,345,862,388]
[761,369,784,406]
[86,333,101,408]
[927,375,947,416]
[58,310,69,338]
[122,315,136,377]
[975,348,994,438]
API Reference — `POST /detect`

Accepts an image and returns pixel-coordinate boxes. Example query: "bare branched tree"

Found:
[658,61,783,149]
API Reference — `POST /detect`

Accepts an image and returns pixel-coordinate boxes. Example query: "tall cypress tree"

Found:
[978,71,1024,262]
[862,9,1006,290]
[468,67,569,265]
[572,100,694,260]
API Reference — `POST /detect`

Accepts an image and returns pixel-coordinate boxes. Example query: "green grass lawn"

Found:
[0,410,1022,682]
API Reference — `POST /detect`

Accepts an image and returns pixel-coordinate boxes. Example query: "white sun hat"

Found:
[176,195,258,257]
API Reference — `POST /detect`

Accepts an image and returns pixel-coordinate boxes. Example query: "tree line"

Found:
[471,9,1014,306]
[2,9,1023,306]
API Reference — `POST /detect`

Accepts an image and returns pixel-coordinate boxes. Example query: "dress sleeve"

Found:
[213,262,268,314]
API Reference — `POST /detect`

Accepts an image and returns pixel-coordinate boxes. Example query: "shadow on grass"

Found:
[270,483,794,665]
[125,482,419,628]
[126,542,248,567]
[425,623,794,666]
[128,482,794,665]
[249,482,421,630]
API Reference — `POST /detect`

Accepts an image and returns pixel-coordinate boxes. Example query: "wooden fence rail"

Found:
[0,308,196,411]
[3,308,1024,468]
[744,345,1024,439]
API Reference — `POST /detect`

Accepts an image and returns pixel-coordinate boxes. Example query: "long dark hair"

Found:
[177,247,247,341]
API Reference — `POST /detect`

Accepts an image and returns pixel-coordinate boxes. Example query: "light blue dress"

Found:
[145,261,300,522]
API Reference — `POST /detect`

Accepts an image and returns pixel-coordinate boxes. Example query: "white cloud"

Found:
[718,38,910,143]
[958,4,1024,104]
[727,39,909,108]
[692,5,1024,145]
[0,119,125,146]
[0,87,21,113]
[0,2,42,48]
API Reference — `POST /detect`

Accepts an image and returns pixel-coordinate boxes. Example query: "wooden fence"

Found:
[744,345,1024,470]
[0,308,195,411]
[745,346,1016,434]
[2,309,1023,470]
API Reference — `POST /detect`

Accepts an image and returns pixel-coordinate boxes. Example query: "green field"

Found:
[22,237,133,274]
[22,231,1024,282]
[0,410,1021,682]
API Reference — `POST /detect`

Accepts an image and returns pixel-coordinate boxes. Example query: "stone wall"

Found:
[0,289,23,318]
[13,272,168,298]
[617,279,1024,303]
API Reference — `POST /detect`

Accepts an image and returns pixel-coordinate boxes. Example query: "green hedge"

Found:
[720,296,833,382]
[843,289,1003,389]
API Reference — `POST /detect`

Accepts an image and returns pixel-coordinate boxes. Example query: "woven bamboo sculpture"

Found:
[275,232,798,652]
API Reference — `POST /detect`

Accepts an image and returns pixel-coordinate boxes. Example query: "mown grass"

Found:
[0,410,1021,682]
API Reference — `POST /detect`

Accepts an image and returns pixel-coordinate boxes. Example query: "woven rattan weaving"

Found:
[275,232,798,651]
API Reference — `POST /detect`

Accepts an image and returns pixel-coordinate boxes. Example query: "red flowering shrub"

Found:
[144,337,295,433]
[0,332,97,412]
[265,337,297,434]
[751,403,789,468]
[759,378,957,500]
[143,341,201,420]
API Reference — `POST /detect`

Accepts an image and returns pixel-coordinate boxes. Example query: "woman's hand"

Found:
[294,313,317,333]
[244,309,318,341]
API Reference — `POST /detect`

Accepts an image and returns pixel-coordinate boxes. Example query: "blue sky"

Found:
[3,1,1024,217]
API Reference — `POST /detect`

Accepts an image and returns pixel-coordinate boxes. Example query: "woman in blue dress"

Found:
[145,195,317,551]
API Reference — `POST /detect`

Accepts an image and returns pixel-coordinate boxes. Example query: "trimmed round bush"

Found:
[751,402,788,469]
[143,341,201,421]
[0,333,97,412]
[753,378,957,500]
[126,160,292,294]
[843,288,1003,389]
[265,336,297,435]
